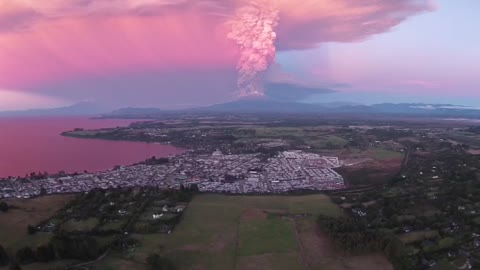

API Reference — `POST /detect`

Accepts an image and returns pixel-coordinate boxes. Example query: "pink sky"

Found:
[0,0,445,109]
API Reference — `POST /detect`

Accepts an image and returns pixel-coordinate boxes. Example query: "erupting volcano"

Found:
[228,1,279,97]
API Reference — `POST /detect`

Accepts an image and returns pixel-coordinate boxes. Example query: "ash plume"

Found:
[227,1,279,97]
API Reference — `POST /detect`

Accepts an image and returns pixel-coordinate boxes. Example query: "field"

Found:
[97,194,392,270]
[0,194,393,270]
[236,127,349,150]
[368,149,404,160]
[63,217,99,232]
[305,135,349,150]
[446,132,480,148]
[399,230,440,245]
[0,194,74,250]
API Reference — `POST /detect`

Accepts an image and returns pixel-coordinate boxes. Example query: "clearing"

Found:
[97,194,392,270]
[0,194,74,249]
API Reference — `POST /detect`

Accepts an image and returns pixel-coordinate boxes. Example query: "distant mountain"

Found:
[105,107,164,119]
[195,99,326,113]
[0,102,108,117]
[368,103,480,117]
[200,100,480,116]
[264,82,334,102]
[99,100,480,119]
[314,102,362,108]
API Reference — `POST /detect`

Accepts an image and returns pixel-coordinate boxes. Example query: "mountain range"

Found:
[105,100,480,118]
[0,102,108,117]
[2,99,480,119]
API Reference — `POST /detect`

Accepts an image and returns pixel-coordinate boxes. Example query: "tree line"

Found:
[317,215,414,270]
[0,234,104,268]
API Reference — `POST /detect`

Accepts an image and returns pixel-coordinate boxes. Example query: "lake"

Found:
[0,117,182,178]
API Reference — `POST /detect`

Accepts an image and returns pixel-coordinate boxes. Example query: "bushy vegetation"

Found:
[0,187,195,268]
[0,201,8,212]
[324,133,480,269]
[147,254,176,270]
[317,215,413,269]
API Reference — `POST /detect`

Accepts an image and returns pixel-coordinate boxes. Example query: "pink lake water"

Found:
[0,117,182,178]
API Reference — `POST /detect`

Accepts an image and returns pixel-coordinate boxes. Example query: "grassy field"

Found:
[399,230,439,244]
[446,132,480,148]
[305,135,349,149]
[253,127,311,138]
[249,127,349,149]
[62,217,99,232]
[0,193,393,270]
[94,194,391,270]
[238,217,297,256]
[369,149,404,160]
[0,194,74,249]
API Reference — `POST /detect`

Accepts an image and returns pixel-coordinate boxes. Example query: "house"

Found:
[173,205,186,213]
[153,213,164,220]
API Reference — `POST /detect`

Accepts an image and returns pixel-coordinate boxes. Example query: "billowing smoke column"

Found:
[228,1,279,97]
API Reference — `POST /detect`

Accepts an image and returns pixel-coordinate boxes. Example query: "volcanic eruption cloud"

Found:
[225,0,434,97]
[228,1,279,97]
[0,0,436,102]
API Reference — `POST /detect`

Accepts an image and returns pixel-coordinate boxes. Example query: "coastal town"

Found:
[0,150,345,199]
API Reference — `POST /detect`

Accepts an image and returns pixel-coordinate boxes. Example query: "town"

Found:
[4,114,480,270]
[0,150,344,199]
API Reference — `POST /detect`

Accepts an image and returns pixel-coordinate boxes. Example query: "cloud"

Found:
[265,82,335,102]
[0,0,435,105]
[0,7,40,32]
[265,62,349,101]
[275,0,435,50]
[401,79,439,89]
[0,89,69,111]
[0,13,237,89]
[1,1,435,48]
[36,69,238,109]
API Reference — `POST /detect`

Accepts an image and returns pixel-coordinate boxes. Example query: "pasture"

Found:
[0,194,74,249]
[98,194,392,270]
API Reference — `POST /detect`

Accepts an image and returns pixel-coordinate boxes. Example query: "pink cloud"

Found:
[0,89,68,110]
[276,0,435,50]
[0,13,238,88]
[401,80,439,89]
[0,0,434,94]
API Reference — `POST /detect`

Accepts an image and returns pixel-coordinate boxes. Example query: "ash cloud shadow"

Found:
[265,82,336,102]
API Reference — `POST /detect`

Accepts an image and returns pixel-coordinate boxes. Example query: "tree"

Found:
[35,244,55,262]
[0,245,9,266]
[50,235,100,260]
[27,225,36,235]
[146,254,175,270]
[15,247,35,265]
[0,202,8,212]
[9,261,21,270]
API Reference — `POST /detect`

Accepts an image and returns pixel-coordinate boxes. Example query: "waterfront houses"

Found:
[0,151,345,198]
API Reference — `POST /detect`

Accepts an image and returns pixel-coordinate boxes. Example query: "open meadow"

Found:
[0,193,393,270]
[96,194,392,270]
[0,194,74,250]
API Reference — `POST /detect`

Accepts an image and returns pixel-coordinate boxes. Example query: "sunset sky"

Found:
[0,0,478,111]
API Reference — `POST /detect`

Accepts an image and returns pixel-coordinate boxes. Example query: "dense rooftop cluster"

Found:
[0,150,344,199]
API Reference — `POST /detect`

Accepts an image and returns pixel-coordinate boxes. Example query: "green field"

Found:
[399,230,439,244]
[446,132,480,147]
[305,135,349,149]
[248,127,349,150]
[0,195,74,249]
[1,194,391,270]
[62,217,99,232]
[97,194,343,270]
[238,218,297,256]
[369,149,404,160]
